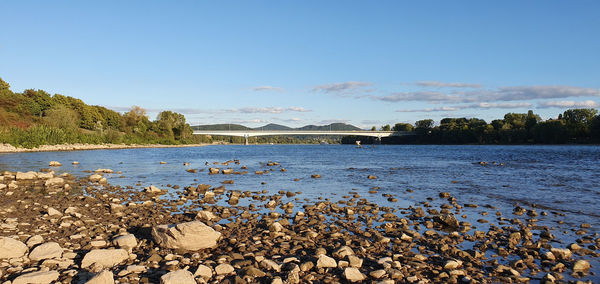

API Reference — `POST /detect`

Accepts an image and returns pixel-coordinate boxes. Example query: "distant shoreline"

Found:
[0,143,212,153]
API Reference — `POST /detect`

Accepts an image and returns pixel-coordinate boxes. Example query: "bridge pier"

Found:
[244,134,249,145]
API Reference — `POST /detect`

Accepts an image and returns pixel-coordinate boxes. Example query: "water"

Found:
[1,144,599,279]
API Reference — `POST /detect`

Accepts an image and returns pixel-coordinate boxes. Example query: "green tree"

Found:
[155,111,192,141]
[0,78,10,91]
[561,108,598,139]
[392,123,414,132]
[43,105,79,130]
[380,124,391,131]
[370,126,376,131]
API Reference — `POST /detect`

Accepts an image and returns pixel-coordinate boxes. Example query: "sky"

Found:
[1,0,599,128]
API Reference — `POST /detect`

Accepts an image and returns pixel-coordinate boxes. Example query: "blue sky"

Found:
[1,0,599,128]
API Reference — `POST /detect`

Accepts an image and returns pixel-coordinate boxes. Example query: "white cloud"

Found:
[538,100,598,108]
[252,86,284,92]
[493,86,600,101]
[311,81,373,95]
[317,119,350,125]
[372,91,467,103]
[395,102,532,113]
[416,81,482,88]
[233,119,269,124]
[231,107,311,114]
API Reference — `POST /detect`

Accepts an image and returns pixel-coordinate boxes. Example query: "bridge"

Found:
[192,130,412,145]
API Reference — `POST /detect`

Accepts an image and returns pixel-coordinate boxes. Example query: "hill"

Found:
[191,124,251,131]
[253,123,293,130]
[297,123,361,131]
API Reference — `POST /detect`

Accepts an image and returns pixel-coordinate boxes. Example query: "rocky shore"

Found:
[0,160,597,283]
[0,143,210,154]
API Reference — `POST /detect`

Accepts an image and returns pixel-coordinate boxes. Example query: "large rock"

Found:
[434,214,460,229]
[13,271,59,284]
[316,255,337,268]
[81,249,129,268]
[16,171,37,180]
[0,237,28,259]
[344,267,366,282]
[152,221,221,251]
[85,270,114,284]
[194,264,213,279]
[44,177,64,187]
[573,260,590,273]
[49,161,62,167]
[113,234,137,251]
[161,269,196,284]
[29,242,63,261]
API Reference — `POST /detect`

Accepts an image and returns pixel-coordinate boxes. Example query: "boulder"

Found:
[196,210,216,221]
[194,264,213,279]
[44,177,64,188]
[0,237,28,259]
[113,234,137,251]
[160,269,195,284]
[152,221,221,251]
[47,207,62,216]
[316,255,337,268]
[16,171,37,180]
[434,214,460,229]
[215,263,235,275]
[344,267,366,282]
[26,235,44,247]
[49,161,62,167]
[550,248,572,260]
[89,174,103,182]
[85,270,114,284]
[12,271,59,284]
[81,249,129,268]
[333,246,354,259]
[573,260,590,273]
[29,242,63,261]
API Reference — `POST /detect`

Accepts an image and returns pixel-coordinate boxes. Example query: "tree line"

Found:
[0,78,202,148]
[343,109,600,144]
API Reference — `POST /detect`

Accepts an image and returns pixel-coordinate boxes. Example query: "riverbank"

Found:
[0,158,597,283]
[0,143,213,153]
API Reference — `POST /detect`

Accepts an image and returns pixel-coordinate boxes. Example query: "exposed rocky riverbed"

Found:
[0,159,597,283]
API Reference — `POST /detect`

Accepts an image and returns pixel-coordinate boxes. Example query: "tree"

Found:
[155,111,192,141]
[43,105,79,130]
[392,123,413,132]
[370,126,377,131]
[562,108,598,139]
[0,78,10,91]
[415,119,434,130]
[380,124,391,131]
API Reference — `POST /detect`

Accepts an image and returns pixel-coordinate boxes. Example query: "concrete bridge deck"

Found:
[192,130,412,144]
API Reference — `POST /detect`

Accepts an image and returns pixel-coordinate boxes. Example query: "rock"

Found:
[196,210,216,221]
[370,269,387,279]
[244,267,266,277]
[550,248,572,260]
[344,267,366,282]
[81,249,129,268]
[16,171,37,180]
[12,271,59,284]
[333,246,355,259]
[434,214,460,229]
[47,207,62,216]
[0,237,28,259]
[316,255,337,268]
[160,269,196,284]
[194,264,213,278]
[261,259,282,272]
[29,242,63,261]
[0,184,5,190]
[26,235,44,247]
[49,161,62,166]
[348,255,363,268]
[145,185,163,193]
[94,168,113,173]
[311,174,321,178]
[113,234,137,251]
[44,177,64,187]
[86,270,114,284]
[89,174,103,182]
[152,221,221,251]
[269,222,283,232]
[444,259,463,270]
[573,260,590,273]
[367,175,377,179]
[209,168,220,174]
[215,263,235,275]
